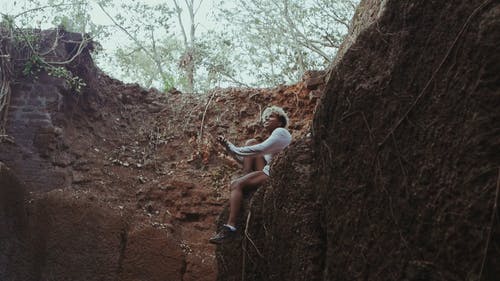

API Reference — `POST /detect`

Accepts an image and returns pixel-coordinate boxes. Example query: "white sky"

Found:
[91,0,219,32]
[0,0,220,49]
[0,0,224,87]
[0,0,351,89]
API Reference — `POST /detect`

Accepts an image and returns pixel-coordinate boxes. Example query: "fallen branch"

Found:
[198,89,218,141]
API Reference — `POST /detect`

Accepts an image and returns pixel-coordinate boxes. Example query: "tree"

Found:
[96,0,208,93]
[49,0,107,37]
[96,0,359,91]
[5,0,360,92]
[4,0,110,40]
[112,38,182,90]
[214,0,359,87]
[172,0,204,93]
[96,1,179,91]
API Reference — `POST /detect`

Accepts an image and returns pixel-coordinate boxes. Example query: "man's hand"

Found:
[217,135,229,149]
[216,135,243,164]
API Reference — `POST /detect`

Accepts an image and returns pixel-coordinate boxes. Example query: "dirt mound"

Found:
[120,227,186,281]
[0,162,30,281]
[216,0,500,280]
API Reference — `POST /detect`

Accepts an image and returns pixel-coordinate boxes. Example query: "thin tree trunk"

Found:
[97,3,169,86]
[174,0,200,93]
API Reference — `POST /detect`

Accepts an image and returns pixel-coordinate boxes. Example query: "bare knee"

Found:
[230,180,242,191]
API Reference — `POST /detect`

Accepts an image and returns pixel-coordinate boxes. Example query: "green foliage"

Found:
[113,2,173,40]
[6,0,360,93]
[195,31,243,88]
[22,55,44,76]
[93,1,178,91]
[112,36,182,91]
[1,0,104,94]
[213,0,359,87]
[49,0,111,42]
[1,14,15,29]
[47,66,87,93]
[94,0,359,91]
[22,56,86,94]
[161,75,176,93]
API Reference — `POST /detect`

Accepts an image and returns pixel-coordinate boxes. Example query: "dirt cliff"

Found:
[1,0,499,280]
[0,27,319,280]
[216,0,500,280]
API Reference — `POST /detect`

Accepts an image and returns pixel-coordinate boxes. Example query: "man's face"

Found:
[263,113,281,130]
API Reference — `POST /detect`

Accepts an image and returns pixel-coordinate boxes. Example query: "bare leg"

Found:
[242,139,266,174]
[227,171,268,227]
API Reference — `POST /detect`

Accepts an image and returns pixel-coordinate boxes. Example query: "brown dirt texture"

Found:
[0,25,320,281]
[215,0,500,281]
[1,0,499,280]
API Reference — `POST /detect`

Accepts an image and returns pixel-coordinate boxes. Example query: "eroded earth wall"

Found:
[0,29,188,281]
[217,0,499,280]
[0,25,320,280]
[313,0,499,279]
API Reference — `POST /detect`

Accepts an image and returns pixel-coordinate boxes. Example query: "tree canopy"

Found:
[1,0,359,93]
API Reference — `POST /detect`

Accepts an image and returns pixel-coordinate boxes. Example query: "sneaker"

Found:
[209,225,236,244]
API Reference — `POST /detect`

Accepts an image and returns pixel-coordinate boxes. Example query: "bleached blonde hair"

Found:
[261,106,289,128]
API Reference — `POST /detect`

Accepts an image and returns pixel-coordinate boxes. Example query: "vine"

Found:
[1,11,90,93]
[22,53,87,93]
[0,10,92,141]
[0,19,13,142]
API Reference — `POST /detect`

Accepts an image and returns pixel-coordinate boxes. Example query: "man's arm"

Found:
[217,135,244,163]
[227,128,291,157]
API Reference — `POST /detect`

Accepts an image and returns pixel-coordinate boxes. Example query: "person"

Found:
[209,106,292,244]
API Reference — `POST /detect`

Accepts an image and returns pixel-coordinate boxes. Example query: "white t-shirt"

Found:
[227,127,292,176]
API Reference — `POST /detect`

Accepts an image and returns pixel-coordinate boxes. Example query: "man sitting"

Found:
[209,106,292,244]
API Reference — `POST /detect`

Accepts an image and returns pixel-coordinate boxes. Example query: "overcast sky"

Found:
[0,0,224,86]
[1,0,352,90]
[1,0,220,48]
